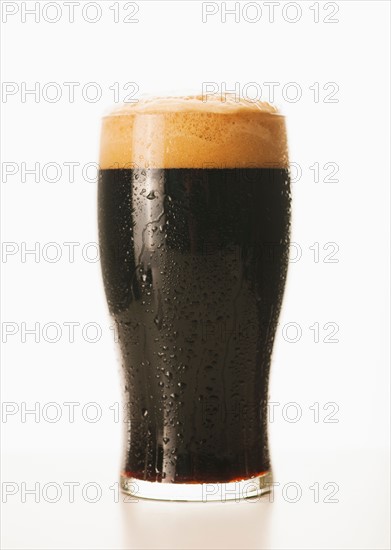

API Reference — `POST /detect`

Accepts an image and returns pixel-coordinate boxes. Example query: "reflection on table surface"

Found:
[121,495,272,550]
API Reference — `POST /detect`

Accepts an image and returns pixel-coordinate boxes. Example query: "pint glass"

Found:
[98,96,291,501]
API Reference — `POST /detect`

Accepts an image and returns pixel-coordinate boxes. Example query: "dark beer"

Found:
[98,97,291,499]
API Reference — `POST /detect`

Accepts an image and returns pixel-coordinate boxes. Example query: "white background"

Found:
[1,1,390,549]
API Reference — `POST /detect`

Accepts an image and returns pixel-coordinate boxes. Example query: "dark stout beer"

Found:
[98,97,291,498]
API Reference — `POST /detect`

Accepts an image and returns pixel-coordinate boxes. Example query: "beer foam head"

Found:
[99,95,288,169]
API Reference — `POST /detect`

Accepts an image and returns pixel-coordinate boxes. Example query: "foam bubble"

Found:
[99,95,288,169]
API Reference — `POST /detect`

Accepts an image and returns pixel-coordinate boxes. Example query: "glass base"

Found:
[120,471,273,502]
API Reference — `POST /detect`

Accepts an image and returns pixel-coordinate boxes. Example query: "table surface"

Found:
[2,449,389,549]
